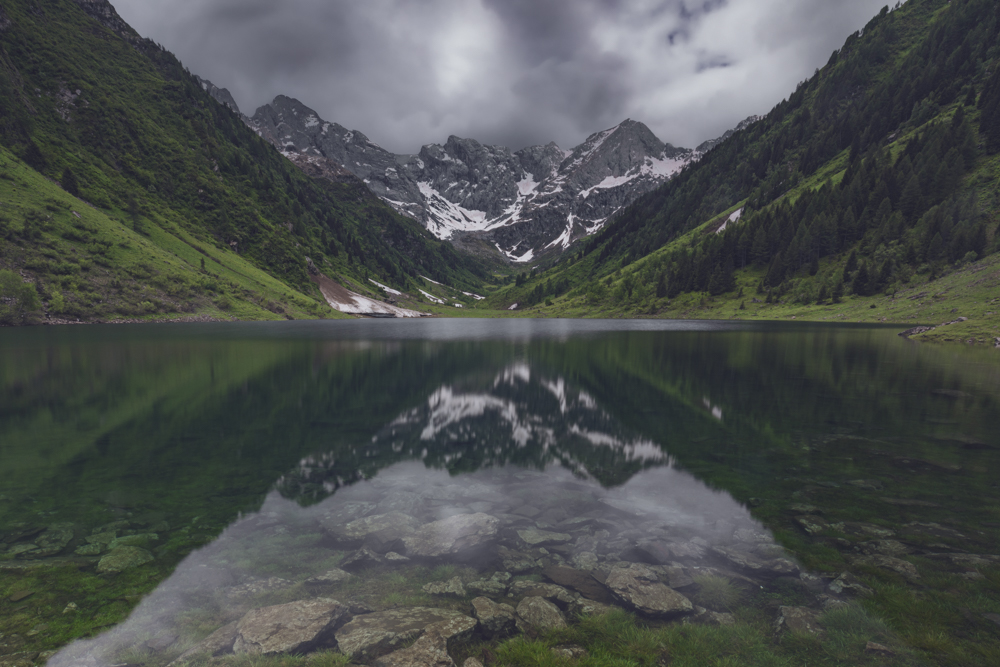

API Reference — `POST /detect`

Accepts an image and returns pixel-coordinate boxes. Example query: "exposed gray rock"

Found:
[245,96,737,261]
[515,597,567,632]
[233,598,349,655]
[605,564,693,617]
[471,597,517,638]
[335,608,476,660]
[794,516,829,535]
[423,577,466,598]
[775,606,824,636]
[96,546,153,573]
[402,513,499,558]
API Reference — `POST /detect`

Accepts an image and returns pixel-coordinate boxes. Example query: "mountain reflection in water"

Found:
[51,368,785,666]
[2,320,999,666]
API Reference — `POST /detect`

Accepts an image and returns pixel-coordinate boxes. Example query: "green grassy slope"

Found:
[0,0,484,323]
[467,0,1000,345]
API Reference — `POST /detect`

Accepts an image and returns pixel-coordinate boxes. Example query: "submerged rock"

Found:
[33,523,75,557]
[305,568,354,592]
[374,630,455,667]
[515,597,567,632]
[233,598,349,655]
[335,607,475,660]
[402,513,499,558]
[605,564,693,617]
[471,597,517,638]
[168,621,239,664]
[466,572,511,596]
[516,528,572,546]
[96,546,153,573]
[423,577,466,598]
[331,512,419,548]
[542,566,615,603]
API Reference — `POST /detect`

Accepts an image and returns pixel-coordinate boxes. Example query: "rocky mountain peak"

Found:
[227,93,747,263]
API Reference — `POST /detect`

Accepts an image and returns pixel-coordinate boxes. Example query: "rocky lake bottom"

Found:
[1,320,999,666]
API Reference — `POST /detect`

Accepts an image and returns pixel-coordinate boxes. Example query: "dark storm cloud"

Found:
[112,0,892,153]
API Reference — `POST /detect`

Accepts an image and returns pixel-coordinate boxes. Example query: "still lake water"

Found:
[2,319,1000,666]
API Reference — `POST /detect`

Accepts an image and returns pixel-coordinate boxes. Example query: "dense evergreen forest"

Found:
[493,0,1000,315]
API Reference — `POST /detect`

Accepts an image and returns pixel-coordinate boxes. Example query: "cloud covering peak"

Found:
[112,0,891,153]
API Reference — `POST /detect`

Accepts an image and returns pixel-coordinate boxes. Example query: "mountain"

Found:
[0,0,485,324]
[485,0,1000,323]
[247,96,704,262]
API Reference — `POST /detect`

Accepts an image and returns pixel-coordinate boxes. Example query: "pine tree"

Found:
[853,262,871,296]
[61,167,79,197]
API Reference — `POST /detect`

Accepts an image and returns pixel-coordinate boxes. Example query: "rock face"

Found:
[471,597,517,638]
[335,608,476,660]
[605,564,693,617]
[515,597,567,632]
[374,630,456,667]
[241,95,754,262]
[402,513,499,558]
[232,598,349,655]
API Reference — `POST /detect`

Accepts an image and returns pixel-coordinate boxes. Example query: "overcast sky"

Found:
[112,0,893,154]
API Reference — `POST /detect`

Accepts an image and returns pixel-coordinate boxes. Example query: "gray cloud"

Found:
[112,0,892,153]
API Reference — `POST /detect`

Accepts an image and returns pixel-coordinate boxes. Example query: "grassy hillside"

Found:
[0,0,484,323]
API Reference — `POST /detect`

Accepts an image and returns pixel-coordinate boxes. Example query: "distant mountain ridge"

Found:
[200,86,752,262]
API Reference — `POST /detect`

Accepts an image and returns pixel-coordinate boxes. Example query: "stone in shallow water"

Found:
[374,630,455,667]
[471,597,517,638]
[402,513,499,558]
[96,546,153,573]
[108,533,158,550]
[542,566,615,603]
[712,547,799,577]
[605,563,693,618]
[335,608,476,660]
[465,572,511,596]
[332,512,419,547]
[86,531,117,547]
[232,598,348,655]
[33,523,75,557]
[223,577,294,601]
[498,546,540,573]
[516,528,571,547]
[305,568,354,592]
[423,576,466,598]
[515,597,566,632]
[341,548,392,571]
[168,621,239,665]
[510,581,578,608]
[74,544,102,557]
[775,606,824,636]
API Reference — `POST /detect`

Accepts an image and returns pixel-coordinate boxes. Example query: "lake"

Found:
[1,319,999,667]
